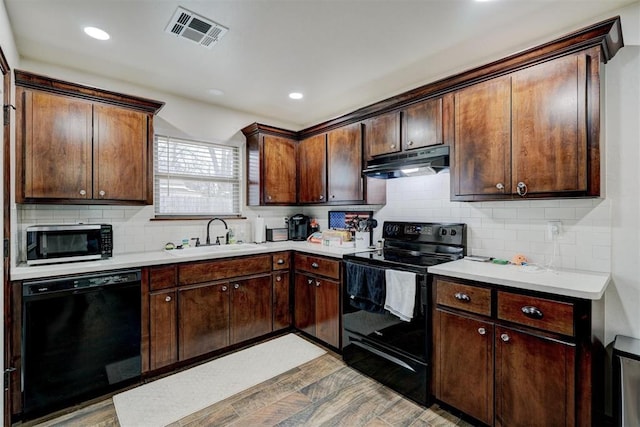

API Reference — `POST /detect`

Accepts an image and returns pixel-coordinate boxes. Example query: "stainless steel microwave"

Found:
[26,224,113,265]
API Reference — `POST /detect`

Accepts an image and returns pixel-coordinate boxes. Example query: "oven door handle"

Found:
[350,339,416,372]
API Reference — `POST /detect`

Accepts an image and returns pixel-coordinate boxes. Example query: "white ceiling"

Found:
[3,0,635,129]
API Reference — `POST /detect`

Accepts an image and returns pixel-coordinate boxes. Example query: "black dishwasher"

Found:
[22,269,142,418]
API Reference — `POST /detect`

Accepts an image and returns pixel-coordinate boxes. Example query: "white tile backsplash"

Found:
[372,171,612,273]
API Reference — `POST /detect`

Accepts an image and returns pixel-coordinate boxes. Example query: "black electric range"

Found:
[342,221,467,406]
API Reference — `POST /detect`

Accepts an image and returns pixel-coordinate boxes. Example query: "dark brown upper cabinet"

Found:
[326,123,363,203]
[297,133,327,204]
[244,17,621,204]
[243,123,298,206]
[452,48,601,200]
[15,70,164,205]
[298,123,364,205]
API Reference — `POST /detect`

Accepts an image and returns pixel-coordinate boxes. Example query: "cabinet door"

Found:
[149,290,178,370]
[93,104,149,202]
[512,54,587,195]
[273,271,291,331]
[364,111,400,158]
[453,76,511,197]
[230,275,273,344]
[178,283,230,360]
[294,273,316,336]
[402,98,443,150]
[315,277,340,348]
[435,310,494,426]
[263,135,297,204]
[22,90,92,200]
[327,123,363,203]
[298,134,327,204]
[495,326,575,427]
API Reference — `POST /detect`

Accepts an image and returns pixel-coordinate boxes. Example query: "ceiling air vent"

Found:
[164,6,228,49]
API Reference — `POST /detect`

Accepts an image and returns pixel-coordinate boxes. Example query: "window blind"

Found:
[154,135,241,216]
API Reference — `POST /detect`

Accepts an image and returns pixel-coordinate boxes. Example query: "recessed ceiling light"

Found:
[289,92,303,100]
[208,88,225,96]
[84,26,110,40]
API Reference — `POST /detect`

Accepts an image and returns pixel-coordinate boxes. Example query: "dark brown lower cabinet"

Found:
[273,271,291,330]
[179,282,230,360]
[435,310,494,426]
[293,273,340,348]
[230,275,273,344]
[495,326,575,427]
[433,275,593,427]
[149,289,178,370]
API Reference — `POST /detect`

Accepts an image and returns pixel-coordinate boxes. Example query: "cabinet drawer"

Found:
[272,251,291,270]
[179,255,272,286]
[497,292,574,336]
[436,279,491,316]
[294,253,340,280]
[149,265,177,291]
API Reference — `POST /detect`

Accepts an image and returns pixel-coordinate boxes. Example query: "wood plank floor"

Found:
[18,342,475,427]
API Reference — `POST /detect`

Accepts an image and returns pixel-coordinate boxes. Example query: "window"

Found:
[154,135,241,216]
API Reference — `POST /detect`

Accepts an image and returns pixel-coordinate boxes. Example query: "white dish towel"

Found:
[384,269,417,322]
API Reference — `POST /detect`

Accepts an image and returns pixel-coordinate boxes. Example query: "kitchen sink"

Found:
[165,243,263,257]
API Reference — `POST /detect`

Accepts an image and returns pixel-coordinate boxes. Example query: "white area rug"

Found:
[113,334,326,427]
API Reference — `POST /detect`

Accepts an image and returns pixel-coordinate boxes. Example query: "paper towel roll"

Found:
[254,216,265,243]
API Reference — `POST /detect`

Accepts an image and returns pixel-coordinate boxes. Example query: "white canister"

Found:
[355,231,370,249]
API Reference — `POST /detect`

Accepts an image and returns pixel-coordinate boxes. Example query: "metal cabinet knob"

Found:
[454,292,471,302]
[517,182,527,197]
[408,141,414,146]
[501,333,510,342]
[319,195,324,200]
[496,183,504,190]
[478,327,486,335]
[267,195,272,200]
[315,281,321,287]
[233,283,240,289]
[311,262,319,269]
[277,259,285,265]
[390,144,396,149]
[79,189,87,196]
[221,285,228,292]
[165,295,172,302]
[307,279,314,285]
[99,190,106,197]
[276,275,282,282]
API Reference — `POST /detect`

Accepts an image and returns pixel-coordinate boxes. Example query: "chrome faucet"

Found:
[206,218,229,245]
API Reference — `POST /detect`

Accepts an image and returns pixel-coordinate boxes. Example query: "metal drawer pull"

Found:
[165,295,172,302]
[311,262,319,269]
[454,292,471,302]
[501,333,510,342]
[233,283,240,289]
[521,306,543,319]
[221,286,228,292]
[276,275,282,282]
[315,281,321,287]
[478,327,486,335]
[307,279,314,285]
[277,259,285,265]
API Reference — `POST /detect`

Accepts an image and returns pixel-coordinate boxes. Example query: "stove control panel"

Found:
[383,222,466,246]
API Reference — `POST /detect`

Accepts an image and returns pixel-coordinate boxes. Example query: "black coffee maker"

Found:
[288,214,311,241]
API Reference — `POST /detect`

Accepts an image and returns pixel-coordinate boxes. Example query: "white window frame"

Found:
[154,135,242,217]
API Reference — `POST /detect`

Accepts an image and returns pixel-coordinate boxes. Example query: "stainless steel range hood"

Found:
[363,145,449,179]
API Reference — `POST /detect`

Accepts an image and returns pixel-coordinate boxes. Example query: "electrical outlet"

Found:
[547,220,562,239]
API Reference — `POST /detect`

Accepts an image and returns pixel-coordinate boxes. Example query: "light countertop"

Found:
[12,241,365,281]
[428,259,610,300]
